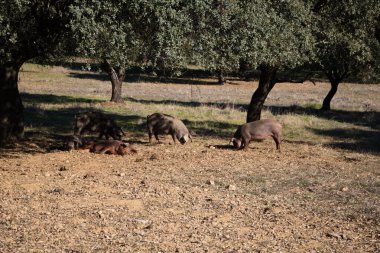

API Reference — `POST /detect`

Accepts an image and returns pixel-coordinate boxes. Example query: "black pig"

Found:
[73,111,124,140]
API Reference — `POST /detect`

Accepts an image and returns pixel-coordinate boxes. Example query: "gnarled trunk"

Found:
[246,65,277,122]
[0,62,24,144]
[321,80,339,111]
[321,70,346,111]
[103,60,126,103]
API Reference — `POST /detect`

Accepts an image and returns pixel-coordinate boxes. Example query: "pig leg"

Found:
[148,132,153,143]
[154,134,162,143]
[272,134,281,152]
[243,139,251,151]
[238,138,249,150]
[171,133,177,144]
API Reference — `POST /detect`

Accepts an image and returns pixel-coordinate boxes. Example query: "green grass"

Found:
[302,102,322,110]
[18,63,380,153]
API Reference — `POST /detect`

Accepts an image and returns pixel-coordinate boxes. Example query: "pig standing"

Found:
[230,119,282,151]
[73,111,125,140]
[147,113,192,144]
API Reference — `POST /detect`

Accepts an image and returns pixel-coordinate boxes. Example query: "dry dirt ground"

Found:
[1,137,379,252]
[0,64,379,252]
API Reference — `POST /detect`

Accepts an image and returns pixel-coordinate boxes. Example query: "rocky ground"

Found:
[1,137,379,252]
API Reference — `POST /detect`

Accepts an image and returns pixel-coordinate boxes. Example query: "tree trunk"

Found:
[217,69,225,85]
[0,62,24,145]
[246,65,277,122]
[321,80,339,111]
[103,60,126,103]
[321,70,346,111]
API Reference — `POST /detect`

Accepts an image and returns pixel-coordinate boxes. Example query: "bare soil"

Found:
[0,64,379,252]
[1,137,379,252]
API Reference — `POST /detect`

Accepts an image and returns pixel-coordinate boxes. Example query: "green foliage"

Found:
[314,0,380,79]
[69,0,190,71]
[239,0,315,69]
[188,0,243,72]
[0,0,71,65]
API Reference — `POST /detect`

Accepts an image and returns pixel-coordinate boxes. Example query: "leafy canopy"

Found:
[239,0,315,69]
[0,0,71,65]
[314,0,380,78]
[70,0,190,70]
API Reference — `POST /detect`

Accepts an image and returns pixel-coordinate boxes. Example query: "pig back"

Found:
[147,113,175,134]
[171,118,190,138]
[74,111,118,135]
[244,119,282,136]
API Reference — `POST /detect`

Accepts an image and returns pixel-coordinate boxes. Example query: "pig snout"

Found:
[179,134,190,144]
[230,138,241,149]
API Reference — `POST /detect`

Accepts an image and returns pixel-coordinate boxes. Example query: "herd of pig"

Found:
[67,111,283,156]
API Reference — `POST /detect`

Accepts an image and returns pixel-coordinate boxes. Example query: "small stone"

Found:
[47,188,63,194]
[341,187,349,192]
[227,184,236,191]
[207,180,215,186]
[44,173,51,177]
[326,232,341,239]
[209,146,216,149]
[59,166,67,171]
[118,173,125,177]
[150,154,159,160]
[97,211,104,218]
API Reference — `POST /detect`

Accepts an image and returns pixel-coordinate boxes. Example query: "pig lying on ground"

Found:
[89,140,137,155]
[68,137,137,155]
[73,111,125,140]
[230,119,282,151]
[147,113,192,144]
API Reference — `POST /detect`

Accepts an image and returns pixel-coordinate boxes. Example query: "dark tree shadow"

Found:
[125,75,220,86]
[213,144,236,150]
[21,93,103,104]
[126,97,247,111]
[182,119,239,138]
[308,127,380,154]
[24,106,146,136]
[126,98,380,130]
[69,72,221,86]
[265,105,380,130]
[5,92,378,156]
[69,72,109,81]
